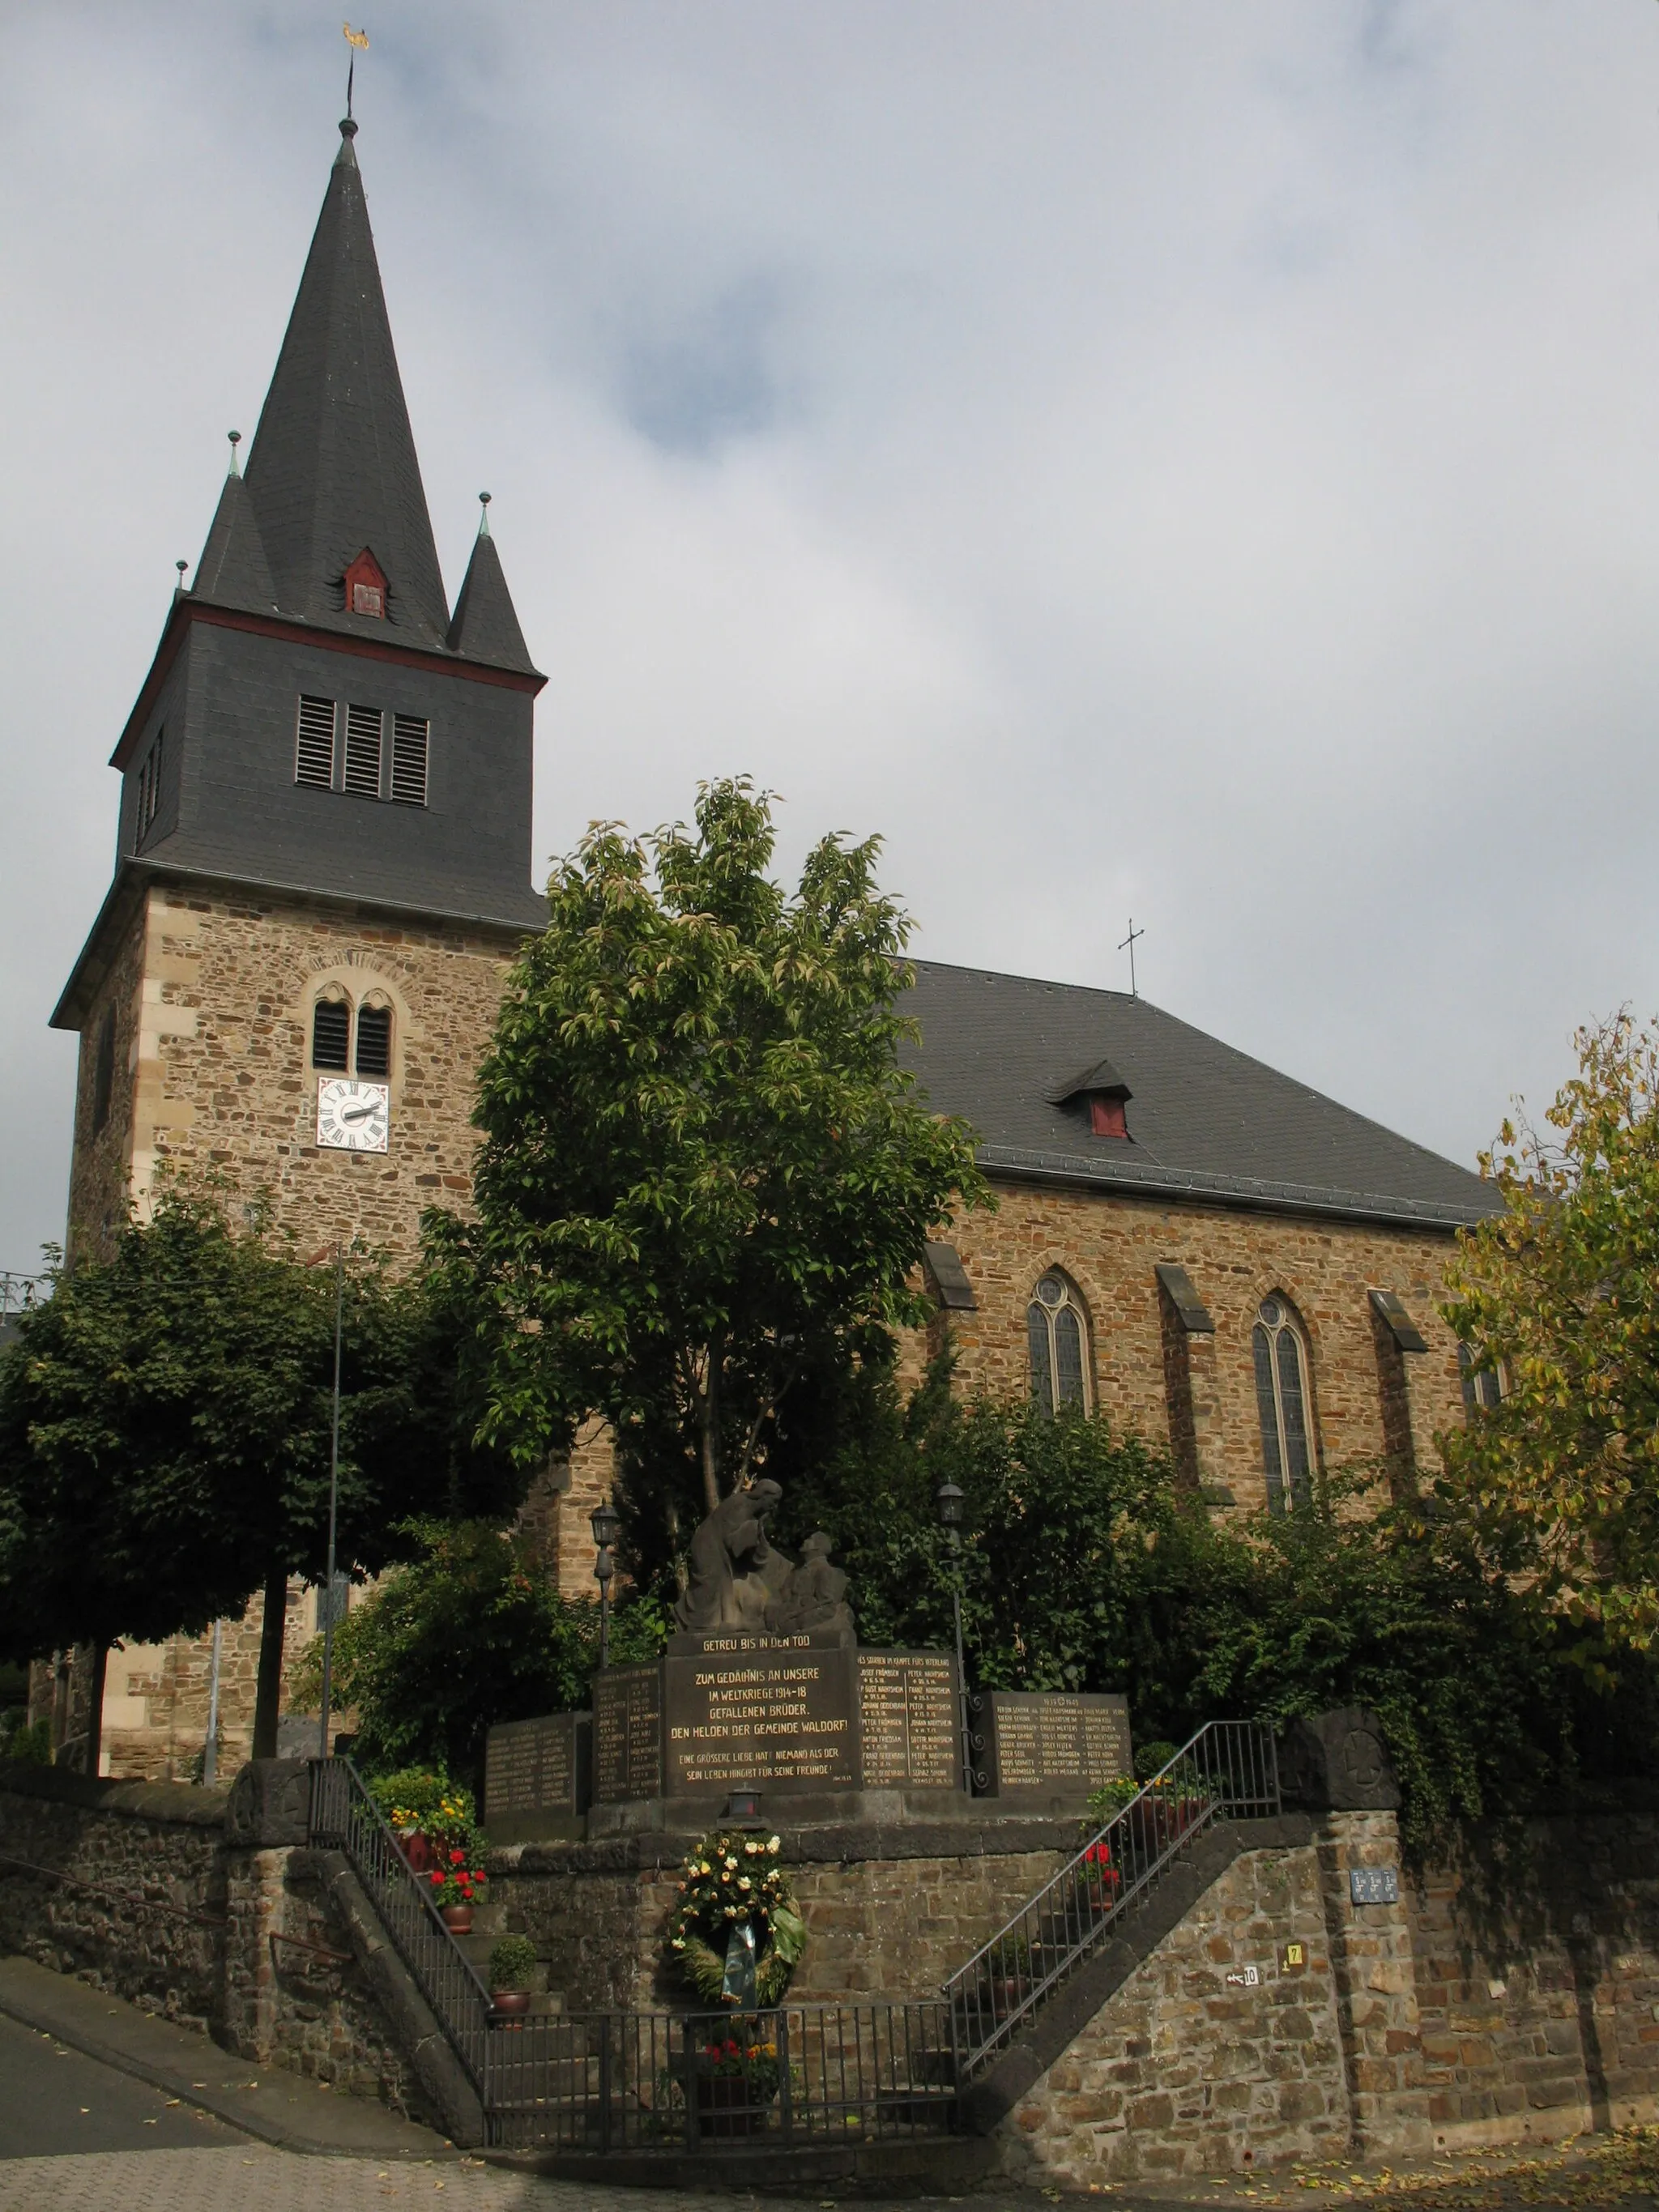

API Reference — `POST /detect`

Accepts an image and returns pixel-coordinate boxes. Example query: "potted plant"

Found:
[693,2032,781,2138]
[488,1933,538,2022]
[369,1768,476,1877]
[427,1843,488,1933]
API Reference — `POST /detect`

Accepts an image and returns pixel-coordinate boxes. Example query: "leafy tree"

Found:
[288,1519,669,1782]
[1442,1012,1659,1652]
[0,1191,522,1764]
[430,779,987,1544]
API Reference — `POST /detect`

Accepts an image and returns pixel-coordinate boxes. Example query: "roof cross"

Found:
[1117,917,1145,999]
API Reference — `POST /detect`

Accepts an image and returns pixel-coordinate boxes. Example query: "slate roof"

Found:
[447,522,536,675]
[186,119,539,680]
[901,961,1499,1230]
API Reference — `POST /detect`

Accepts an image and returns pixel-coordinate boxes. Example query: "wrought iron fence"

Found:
[307,1756,493,2095]
[943,1718,1280,2076]
[484,2001,962,2154]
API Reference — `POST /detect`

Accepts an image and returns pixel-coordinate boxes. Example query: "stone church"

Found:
[44,118,1497,1779]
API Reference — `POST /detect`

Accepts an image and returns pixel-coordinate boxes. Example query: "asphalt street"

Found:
[0,2010,244,2159]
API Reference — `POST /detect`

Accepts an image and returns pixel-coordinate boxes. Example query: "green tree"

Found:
[1442,1012,1659,1652]
[0,1192,522,1764]
[288,1519,668,1782]
[431,778,986,1549]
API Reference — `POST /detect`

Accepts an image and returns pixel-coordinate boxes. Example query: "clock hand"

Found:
[341,1101,382,1123]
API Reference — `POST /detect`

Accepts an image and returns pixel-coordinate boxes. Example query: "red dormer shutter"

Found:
[344,547,388,619]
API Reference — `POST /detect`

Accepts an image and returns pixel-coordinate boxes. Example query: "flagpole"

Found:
[318,1243,344,1761]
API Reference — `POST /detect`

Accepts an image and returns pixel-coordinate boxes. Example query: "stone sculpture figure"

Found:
[673,1485,855,1639]
[674,1479,788,1631]
[766,1531,853,1636]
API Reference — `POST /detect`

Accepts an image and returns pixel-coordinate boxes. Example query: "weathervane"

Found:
[1118,917,1145,998]
[343,22,369,121]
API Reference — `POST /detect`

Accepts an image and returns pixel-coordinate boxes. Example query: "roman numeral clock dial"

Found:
[317,1078,390,1153]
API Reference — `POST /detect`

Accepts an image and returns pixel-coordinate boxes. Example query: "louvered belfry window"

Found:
[343,704,383,797]
[355,1004,392,1078]
[390,714,429,807]
[311,996,350,1072]
[135,728,164,842]
[295,696,337,787]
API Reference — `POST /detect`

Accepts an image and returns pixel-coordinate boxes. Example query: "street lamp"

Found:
[934,1480,975,1792]
[591,1498,621,1673]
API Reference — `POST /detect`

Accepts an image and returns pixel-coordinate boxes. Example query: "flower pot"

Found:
[696,2073,772,2139]
[490,1988,532,2021]
[400,1831,437,1876]
[440,1903,474,1935]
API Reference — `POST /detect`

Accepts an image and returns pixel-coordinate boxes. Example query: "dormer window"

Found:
[343,547,388,620]
[1090,1094,1128,1139]
[1047,1055,1133,1140]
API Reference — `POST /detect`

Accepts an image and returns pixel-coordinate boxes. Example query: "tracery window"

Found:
[1252,1294,1314,1512]
[309,988,394,1080]
[1027,1270,1090,1416]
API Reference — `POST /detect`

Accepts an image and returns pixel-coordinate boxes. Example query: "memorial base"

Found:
[586,1785,983,1838]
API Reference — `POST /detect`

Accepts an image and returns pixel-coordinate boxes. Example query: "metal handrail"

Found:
[307,1756,494,2095]
[942,1718,1280,2075]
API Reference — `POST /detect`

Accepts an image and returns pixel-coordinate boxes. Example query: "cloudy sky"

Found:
[2,0,1657,1269]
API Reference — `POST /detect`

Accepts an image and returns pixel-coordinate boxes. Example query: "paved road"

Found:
[0,2011,245,2159]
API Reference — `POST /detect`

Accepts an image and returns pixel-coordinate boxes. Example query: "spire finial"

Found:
[343,23,369,124]
[227,428,242,477]
[477,490,492,537]
[176,560,189,593]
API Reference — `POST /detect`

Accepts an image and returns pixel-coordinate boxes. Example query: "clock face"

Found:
[317,1078,390,1153]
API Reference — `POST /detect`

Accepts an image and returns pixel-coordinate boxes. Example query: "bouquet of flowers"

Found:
[665,1828,806,2006]
[697,2033,782,2100]
[369,1769,477,1872]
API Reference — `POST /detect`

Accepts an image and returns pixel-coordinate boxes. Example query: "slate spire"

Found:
[447,494,538,674]
[226,117,451,650]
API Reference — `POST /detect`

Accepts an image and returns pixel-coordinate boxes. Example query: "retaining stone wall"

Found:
[0,1768,225,2031]
[1406,1814,1659,2150]
[999,1836,1349,2185]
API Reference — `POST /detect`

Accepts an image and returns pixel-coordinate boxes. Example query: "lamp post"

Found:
[935,1480,975,1792]
[318,1242,345,1762]
[591,1498,621,1673]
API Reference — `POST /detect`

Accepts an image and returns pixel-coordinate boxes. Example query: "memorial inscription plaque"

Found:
[979,1691,1132,1807]
[857,1651,962,1790]
[484,1711,591,1841]
[595,1664,664,1802]
[663,1630,859,1796]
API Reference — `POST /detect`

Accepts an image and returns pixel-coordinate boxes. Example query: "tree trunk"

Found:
[251,1566,289,1759]
[698,1346,722,1516]
[83,1642,109,1778]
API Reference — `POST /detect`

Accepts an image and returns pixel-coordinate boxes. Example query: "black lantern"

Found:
[934,1479,964,1531]
[590,1498,621,1552]
[591,1496,620,1671]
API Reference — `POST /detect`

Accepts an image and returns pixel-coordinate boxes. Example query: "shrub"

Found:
[488,1934,538,1992]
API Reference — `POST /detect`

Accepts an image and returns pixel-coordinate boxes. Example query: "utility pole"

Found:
[318,1244,344,1762]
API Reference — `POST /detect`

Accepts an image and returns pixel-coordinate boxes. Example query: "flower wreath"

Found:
[665,1827,806,2007]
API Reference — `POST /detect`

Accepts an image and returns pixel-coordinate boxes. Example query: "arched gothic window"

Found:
[309,987,394,1080]
[1458,1342,1503,1416]
[1028,1271,1090,1416]
[1252,1294,1314,1512]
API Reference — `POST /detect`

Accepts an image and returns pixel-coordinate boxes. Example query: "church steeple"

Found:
[216,117,452,651]
[447,494,537,674]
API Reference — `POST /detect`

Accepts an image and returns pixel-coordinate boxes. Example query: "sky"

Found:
[3,0,1658,1271]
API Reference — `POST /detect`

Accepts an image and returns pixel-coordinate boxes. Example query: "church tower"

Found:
[53,117,545,1268]
[47,118,562,1777]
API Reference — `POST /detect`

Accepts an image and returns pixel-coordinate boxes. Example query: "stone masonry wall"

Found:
[1407,1815,1659,2151]
[999,1838,1350,2185]
[931,1183,1473,1513]
[485,1831,1073,2014]
[0,1768,226,2031]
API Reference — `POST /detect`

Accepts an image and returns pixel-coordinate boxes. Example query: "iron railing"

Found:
[308,1756,493,2095]
[944,1718,1280,2075]
[485,2001,962,2154]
